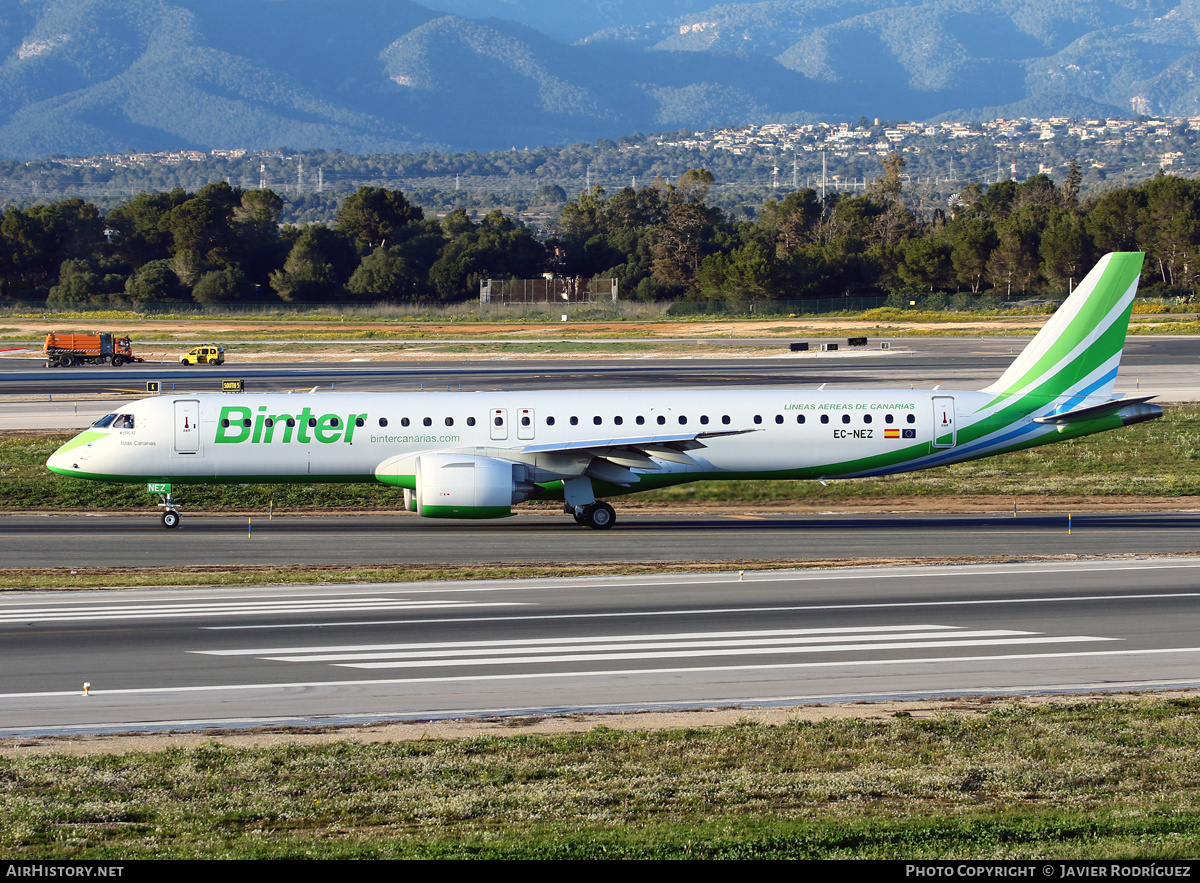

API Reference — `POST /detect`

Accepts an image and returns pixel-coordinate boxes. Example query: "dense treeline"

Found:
[1,161,1198,311]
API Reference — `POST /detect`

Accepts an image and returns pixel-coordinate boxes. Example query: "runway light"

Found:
[82,682,90,696]
[738,570,744,581]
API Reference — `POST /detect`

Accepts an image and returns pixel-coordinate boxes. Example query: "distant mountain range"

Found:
[2,0,1199,160]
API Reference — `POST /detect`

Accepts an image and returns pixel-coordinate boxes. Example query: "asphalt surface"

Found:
[3,559,1199,733]
[3,336,1197,430]
[1,512,1197,568]
[2,336,1198,400]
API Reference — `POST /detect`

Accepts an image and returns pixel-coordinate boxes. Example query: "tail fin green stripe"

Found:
[984,252,1143,400]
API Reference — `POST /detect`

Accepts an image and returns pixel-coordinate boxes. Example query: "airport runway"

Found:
[2,559,1199,734]
[1,511,1199,567]
[3,335,1199,404]
[0,339,1196,733]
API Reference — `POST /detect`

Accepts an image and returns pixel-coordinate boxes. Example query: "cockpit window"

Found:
[117,414,135,429]
[92,414,118,428]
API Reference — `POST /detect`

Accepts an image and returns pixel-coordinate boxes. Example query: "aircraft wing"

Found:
[376,428,760,489]
[512,428,759,482]
[517,428,756,457]
[476,427,762,486]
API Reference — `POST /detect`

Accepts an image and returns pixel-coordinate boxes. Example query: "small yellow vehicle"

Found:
[180,344,225,365]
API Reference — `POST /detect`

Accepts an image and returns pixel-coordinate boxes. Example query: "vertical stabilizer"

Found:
[983,252,1144,402]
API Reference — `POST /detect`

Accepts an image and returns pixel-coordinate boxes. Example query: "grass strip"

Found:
[0,553,1152,591]
[3,697,1200,858]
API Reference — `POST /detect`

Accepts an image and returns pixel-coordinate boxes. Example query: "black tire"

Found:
[161,510,180,529]
[60,355,75,368]
[111,356,123,367]
[583,502,616,530]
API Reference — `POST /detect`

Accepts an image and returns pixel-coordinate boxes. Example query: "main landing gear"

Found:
[156,492,182,529]
[570,501,616,530]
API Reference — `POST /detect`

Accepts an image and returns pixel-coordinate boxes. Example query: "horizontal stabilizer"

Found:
[1033,395,1158,425]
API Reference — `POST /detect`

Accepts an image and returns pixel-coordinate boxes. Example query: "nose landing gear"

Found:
[156,491,182,529]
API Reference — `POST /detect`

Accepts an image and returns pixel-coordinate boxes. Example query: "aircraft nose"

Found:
[46,432,98,476]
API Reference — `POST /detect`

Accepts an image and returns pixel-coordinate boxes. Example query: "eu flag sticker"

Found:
[902,428,916,438]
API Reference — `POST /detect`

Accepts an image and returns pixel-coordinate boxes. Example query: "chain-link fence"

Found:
[479,277,618,305]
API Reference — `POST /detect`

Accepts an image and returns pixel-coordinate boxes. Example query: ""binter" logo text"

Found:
[215,406,367,444]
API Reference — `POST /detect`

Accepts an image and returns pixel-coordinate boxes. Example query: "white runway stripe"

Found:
[337,636,1112,669]
[194,624,964,656]
[2,646,1189,703]
[262,629,1032,662]
[0,599,526,623]
[193,624,1117,671]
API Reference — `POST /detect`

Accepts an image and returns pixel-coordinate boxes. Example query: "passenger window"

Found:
[614,416,623,426]
[753,415,762,425]
[593,416,602,425]
[820,414,829,424]
[355,417,364,427]
[570,416,579,425]
[885,413,894,424]
[722,415,730,425]
[700,415,709,425]
[242,418,251,428]
[841,414,850,424]
[445,417,454,427]
[678,415,687,425]
[400,418,409,427]
[797,415,805,424]
[636,416,645,425]
[775,415,783,424]
[907,414,916,424]
[330,417,340,428]
[308,417,317,427]
[863,414,872,424]
[286,418,296,427]
[467,417,476,427]
[657,416,666,425]
[546,416,555,426]
[520,415,529,426]
[379,417,388,427]
[266,418,275,428]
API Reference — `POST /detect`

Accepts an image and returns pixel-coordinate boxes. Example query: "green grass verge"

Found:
[6,404,1199,513]
[4,697,1200,858]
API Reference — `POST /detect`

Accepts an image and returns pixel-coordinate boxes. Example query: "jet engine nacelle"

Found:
[412,453,533,519]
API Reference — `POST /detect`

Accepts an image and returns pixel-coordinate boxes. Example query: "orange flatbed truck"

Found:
[43,333,144,368]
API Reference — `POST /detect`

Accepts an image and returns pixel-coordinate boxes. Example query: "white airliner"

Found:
[48,252,1160,530]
